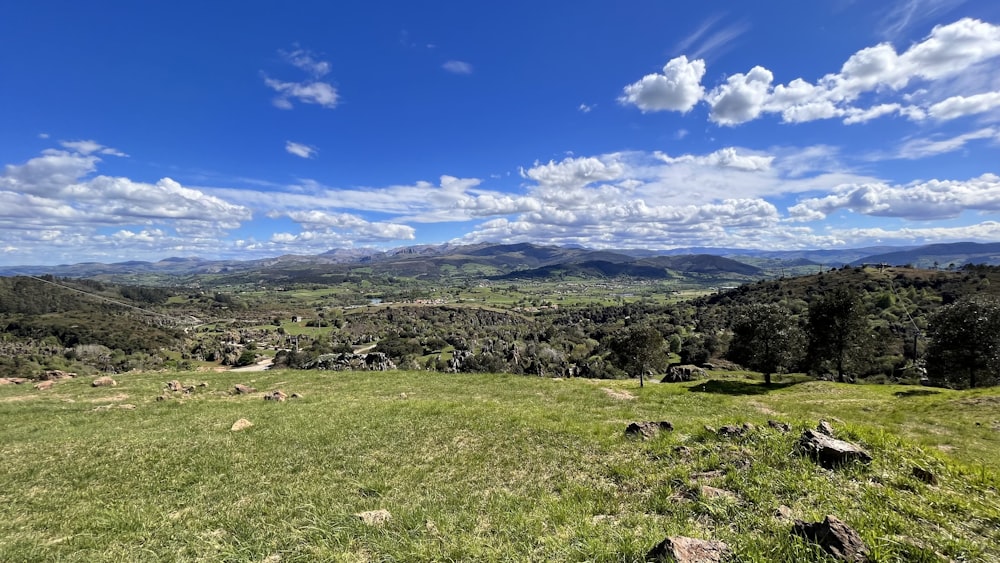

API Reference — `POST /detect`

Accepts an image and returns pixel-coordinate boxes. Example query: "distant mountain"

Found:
[2,241,996,281]
[849,242,1000,268]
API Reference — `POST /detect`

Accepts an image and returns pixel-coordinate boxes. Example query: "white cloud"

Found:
[895,127,998,159]
[656,147,774,172]
[578,103,593,113]
[674,15,750,60]
[624,18,1000,127]
[706,66,773,125]
[284,210,416,241]
[788,173,1000,221]
[264,78,338,109]
[927,91,1000,120]
[263,47,339,109]
[285,141,317,159]
[442,60,473,75]
[619,55,706,113]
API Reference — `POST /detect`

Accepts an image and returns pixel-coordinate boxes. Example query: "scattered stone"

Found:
[792,515,870,562]
[356,509,392,526]
[92,376,117,387]
[703,425,717,434]
[34,380,55,390]
[817,420,836,437]
[797,429,872,469]
[717,423,754,438]
[425,519,439,535]
[198,382,209,387]
[233,384,256,395]
[700,486,738,501]
[912,466,938,485]
[39,370,77,381]
[775,505,794,521]
[307,352,397,371]
[165,380,183,392]
[768,419,791,433]
[647,536,731,563]
[399,392,408,399]
[0,377,30,385]
[673,446,693,457]
[156,394,169,401]
[264,390,288,402]
[625,421,674,440]
[230,418,253,432]
[290,393,303,399]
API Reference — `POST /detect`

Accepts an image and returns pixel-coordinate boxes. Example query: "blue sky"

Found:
[2,0,1000,265]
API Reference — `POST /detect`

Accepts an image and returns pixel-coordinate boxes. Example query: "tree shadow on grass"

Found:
[688,378,801,396]
[893,389,940,398]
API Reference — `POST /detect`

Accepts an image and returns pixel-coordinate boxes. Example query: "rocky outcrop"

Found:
[797,429,871,469]
[647,536,731,562]
[625,421,673,440]
[661,364,705,383]
[792,515,870,562]
[233,384,257,395]
[92,376,117,387]
[264,390,288,402]
[306,352,396,371]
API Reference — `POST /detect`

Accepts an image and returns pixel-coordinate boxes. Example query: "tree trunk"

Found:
[764,371,772,386]
[639,370,644,388]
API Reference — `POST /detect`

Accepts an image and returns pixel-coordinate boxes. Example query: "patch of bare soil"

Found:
[601,387,636,400]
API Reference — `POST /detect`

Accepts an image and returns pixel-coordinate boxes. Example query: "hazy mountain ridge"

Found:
[2,241,998,280]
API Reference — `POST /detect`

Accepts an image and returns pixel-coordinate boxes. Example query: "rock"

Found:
[817,420,836,437]
[166,380,183,392]
[797,429,872,469]
[775,505,794,521]
[661,364,706,383]
[355,509,392,526]
[912,466,938,485]
[233,384,256,395]
[792,515,870,562]
[230,418,253,431]
[625,421,674,440]
[92,376,117,387]
[768,420,791,433]
[700,486,738,501]
[717,423,753,438]
[399,392,408,399]
[646,536,732,562]
[307,352,396,371]
[40,370,76,381]
[264,390,288,402]
[290,393,303,399]
[156,394,169,401]
[1,377,30,385]
[34,380,55,390]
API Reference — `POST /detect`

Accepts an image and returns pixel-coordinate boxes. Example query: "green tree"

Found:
[926,297,1000,388]
[806,287,871,382]
[608,324,668,387]
[727,303,803,385]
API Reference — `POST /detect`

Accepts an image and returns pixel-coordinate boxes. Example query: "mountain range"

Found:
[2,241,999,282]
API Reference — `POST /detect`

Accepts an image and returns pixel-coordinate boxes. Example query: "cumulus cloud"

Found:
[623,18,1000,126]
[619,55,706,113]
[707,66,774,125]
[442,60,473,75]
[263,47,339,109]
[656,147,774,172]
[788,173,1000,221]
[285,141,317,159]
[284,210,416,241]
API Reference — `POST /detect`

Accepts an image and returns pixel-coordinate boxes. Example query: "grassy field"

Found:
[1,371,997,562]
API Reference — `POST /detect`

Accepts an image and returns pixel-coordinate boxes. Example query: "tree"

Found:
[608,324,668,387]
[727,303,803,385]
[806,287,871,382]
[926,296,1000,388]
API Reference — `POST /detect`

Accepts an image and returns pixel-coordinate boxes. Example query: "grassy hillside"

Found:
[1,371,997,561]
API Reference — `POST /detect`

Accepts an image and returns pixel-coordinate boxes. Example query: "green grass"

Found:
[1,372,997,561]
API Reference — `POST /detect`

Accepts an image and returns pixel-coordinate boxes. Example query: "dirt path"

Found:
[229,358,274,372]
